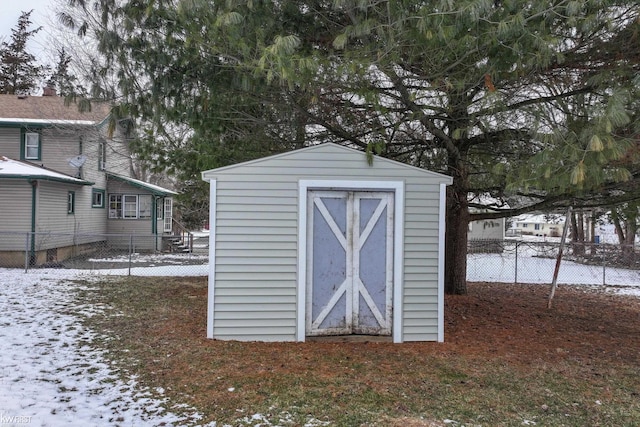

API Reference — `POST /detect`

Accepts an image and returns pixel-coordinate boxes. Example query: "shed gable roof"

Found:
[201,143,453,183]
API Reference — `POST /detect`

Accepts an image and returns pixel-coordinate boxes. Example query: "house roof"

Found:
[513,214,566,225]
[0,94,111,126]
[106,172,177,196]
[0,156,93,185]
[201,142,454,183]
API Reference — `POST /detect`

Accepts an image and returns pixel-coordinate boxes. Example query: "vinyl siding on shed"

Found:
[213,181,298,341]
[204,144,451,342]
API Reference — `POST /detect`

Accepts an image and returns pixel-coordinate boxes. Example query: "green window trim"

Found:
[67,191,76,214]
[20,128,42,161]
[91,188,105,208]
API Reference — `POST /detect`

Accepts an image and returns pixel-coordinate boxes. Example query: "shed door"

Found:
[306,190,393,336]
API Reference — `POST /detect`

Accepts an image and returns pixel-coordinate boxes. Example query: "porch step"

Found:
[167,236,192,253]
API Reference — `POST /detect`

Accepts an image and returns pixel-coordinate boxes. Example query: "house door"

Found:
[306,190,393,336]
[163,198,173,233]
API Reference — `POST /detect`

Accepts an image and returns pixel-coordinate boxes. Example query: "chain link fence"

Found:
[2,232,638,287]
[468,239,640,287]
[0,231,209,276]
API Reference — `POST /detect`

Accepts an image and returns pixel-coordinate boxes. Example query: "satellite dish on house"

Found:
[67,155,88,169]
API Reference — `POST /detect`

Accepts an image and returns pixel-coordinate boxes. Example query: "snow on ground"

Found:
[0,268,211,427]
[0,265,331,427]
[0,247,638,427]
[86,262,209,277]
[467,252,640,297]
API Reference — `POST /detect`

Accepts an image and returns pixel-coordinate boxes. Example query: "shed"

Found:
[201,143,452,343]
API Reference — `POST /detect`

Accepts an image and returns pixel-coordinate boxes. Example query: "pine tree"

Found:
[60,0,640,294]
[0,10,48,95]
[46,47,85,97]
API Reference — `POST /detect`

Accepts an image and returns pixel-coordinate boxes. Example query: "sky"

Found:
[0,0,56,57]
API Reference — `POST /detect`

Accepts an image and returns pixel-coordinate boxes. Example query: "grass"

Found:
[72,277,640,426]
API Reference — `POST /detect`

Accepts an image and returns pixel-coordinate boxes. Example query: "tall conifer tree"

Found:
[0,10,47,95]
[59,0,640,293]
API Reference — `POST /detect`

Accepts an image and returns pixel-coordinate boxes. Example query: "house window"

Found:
[534,224,541,230]
[109,195,122,218]
[98,141,106,170]
[156,198,163,220]
[139,195,152,218]
[123,195,138,218]
[109,194,150,219]
[67,191,75,214]
[24,132,41,160]
[92,189,105,208]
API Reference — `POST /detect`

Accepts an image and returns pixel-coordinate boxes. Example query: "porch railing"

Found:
[169,219,194,253]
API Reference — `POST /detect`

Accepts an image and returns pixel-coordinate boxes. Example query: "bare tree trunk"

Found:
[611,209,626,245]
[572,210,584,256]
[444,180,469,295]
[622,215,637,266]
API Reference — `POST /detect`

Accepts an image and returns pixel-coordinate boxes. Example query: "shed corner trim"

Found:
[437,182,447,343]
[207,179,217,339]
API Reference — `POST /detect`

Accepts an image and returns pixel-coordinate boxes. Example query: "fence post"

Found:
[24,232,30,273]
[602,244,606,286]
[514,241,519,284]
[128,234,133,276]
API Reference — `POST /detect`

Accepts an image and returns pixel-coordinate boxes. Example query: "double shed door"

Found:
[306,190,394,336]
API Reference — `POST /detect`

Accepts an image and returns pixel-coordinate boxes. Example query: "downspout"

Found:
[29,179,37,265]
[152,196,158,250]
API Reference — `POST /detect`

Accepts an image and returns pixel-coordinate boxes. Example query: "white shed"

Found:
[201,143,452,343]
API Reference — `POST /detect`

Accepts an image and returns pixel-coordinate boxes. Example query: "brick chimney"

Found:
[43,86,57,96]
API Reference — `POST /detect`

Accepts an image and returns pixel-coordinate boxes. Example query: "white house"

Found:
[468,218,505,240]
[201,143,452,343]
[511,214,564,238]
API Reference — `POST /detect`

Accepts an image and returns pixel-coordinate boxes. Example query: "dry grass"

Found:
[74,277,640,426]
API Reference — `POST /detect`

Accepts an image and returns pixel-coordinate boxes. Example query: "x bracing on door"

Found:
[306,190,394,336]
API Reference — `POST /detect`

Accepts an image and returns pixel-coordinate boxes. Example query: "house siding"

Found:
[34,181,100,250]
[203,144,451,342]
[106,180,167,250]
[0,127,21,158]
[468,218,505,240]
[40,128,83,174]
[0,180,32,250]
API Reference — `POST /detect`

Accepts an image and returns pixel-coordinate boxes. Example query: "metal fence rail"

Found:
[468,239,640,287]
[0,231,209,275]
